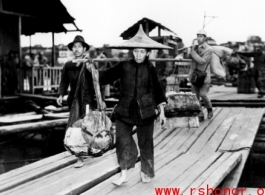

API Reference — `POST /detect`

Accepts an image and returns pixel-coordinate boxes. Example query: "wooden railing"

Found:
[17,59,192,94]
[18,66,62,94]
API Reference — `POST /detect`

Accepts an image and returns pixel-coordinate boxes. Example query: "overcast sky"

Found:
[21,0,265,48]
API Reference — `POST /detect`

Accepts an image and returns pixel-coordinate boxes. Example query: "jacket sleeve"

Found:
[58,63,69,96]
[98,61,123,85]
[191,48,213,65]
[150,64,167,106]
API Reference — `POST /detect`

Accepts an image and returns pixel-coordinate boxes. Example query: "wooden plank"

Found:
[166,117,199,128]
[0,119,67,135]
[0,114,43,124]
[0,155,77,193]
[219,108,253,151]
[5,134,138,195]
[0,152,71,182]
[137,153,220,195]
[2,129,136,194]
[43,112,69,119]
[153,123,178,148]
[2,150,118,195]
[161,128,192,151]
[221,151,249,190]
[195,152,242,195]
[235,108,265,149]
[117,154,207,195]
[153,121,165,140]
[2,150,117,195]
[18,93,57,100]
[179,108,222,152]
[0,112,36,118]
[168,153,225,194]
[171,127,205,150]
[83,146,184,195]
[26,137,169,194]
[85,149,184,195]
[188,108,232,154]
[199,108,241,154]
[184,153,233,194]
[156,127,184,150]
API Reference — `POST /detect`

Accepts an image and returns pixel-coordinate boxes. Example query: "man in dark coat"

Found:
[87,25,169,186]
[57,35,96,111]
[57,35,96,168]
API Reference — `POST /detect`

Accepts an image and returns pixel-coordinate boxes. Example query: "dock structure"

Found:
[0,105,264,194]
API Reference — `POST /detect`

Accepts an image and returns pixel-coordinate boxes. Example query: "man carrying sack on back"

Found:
[187,30,213,121]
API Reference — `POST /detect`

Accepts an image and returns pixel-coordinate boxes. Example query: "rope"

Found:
[218,146,251,152]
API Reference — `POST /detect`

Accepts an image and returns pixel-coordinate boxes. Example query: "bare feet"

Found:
[74,157,84,168]
[140,172,152,183]
[112,170,128,186]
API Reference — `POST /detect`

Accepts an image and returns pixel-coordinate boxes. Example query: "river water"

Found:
[0,129,65,174]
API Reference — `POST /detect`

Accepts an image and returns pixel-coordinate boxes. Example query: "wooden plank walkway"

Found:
[208,85,263,102]
[0,107,263,195]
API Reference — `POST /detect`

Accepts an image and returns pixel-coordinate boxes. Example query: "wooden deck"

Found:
[0,107,264,195]
[208,85,263,102]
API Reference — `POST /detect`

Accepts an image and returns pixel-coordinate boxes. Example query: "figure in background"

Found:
[186,30,213,121]
[95,48,110,99]
[37,52,49,67]
[237,44,265,98]
[155,49,170,90]
[2,50,19,95]
[57,35,97,168]
[253,46,265,98]
[87,25,168,186]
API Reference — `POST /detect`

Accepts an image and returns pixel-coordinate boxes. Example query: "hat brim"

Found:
[108,25,172,50]
[196,33,207,37]
[68,41,90,51]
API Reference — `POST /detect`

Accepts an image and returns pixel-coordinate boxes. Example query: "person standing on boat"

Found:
[57,36,96,168]
[86,25,168,186]
[188,30,214,121]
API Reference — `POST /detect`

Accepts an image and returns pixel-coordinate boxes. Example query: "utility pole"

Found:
[203,11,218,29]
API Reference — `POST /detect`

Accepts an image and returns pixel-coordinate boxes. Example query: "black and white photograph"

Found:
[0,0,265,194]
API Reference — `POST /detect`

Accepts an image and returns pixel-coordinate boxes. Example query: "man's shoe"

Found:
[207,110,213,119]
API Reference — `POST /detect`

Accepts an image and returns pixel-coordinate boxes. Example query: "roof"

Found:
[120,17,177,40]
[2,0,81,35]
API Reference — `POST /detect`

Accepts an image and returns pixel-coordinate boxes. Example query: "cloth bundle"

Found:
[64,62,114,157]
[210,46,233,78]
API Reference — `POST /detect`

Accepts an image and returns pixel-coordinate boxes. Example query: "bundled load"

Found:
[210,46,233,78]
[164,91,200,117]
[64,62,114,157]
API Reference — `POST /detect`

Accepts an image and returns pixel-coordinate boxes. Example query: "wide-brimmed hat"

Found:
[67,35,90,50]
[108,24,172,50]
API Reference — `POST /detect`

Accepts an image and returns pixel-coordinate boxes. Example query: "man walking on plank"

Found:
[57,35,97,168]
[187,30,214,121]
[86,25,168,186]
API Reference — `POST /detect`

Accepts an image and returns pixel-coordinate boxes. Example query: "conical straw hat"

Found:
[109,25,172,50]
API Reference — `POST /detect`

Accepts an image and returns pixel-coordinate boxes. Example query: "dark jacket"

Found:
[99,59,166,120]
[58,61,96,109]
